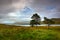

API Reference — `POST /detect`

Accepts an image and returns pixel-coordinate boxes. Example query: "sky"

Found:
[0,0,60,24]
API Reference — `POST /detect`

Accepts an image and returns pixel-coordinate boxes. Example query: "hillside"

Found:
[0,24,60,40]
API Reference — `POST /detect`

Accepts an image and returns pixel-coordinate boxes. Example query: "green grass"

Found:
[0,24,60,40]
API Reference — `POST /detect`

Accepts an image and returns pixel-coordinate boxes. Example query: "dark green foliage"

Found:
[30,13,41,27]
[30,20,40,27]
[44,17,55,24]
[31,13,40,19]
[44,17,55,26]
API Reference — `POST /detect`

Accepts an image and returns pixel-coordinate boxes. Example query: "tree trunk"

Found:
[48,24,50,29]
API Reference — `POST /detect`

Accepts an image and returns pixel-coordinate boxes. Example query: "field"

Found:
[0,24,60,40]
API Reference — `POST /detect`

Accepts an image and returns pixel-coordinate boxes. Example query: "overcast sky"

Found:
[0,0,60,24]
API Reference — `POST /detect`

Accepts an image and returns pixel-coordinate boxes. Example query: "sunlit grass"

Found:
[0,24,60,40]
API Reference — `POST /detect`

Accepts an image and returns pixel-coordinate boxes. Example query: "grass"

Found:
[0,24,60,40]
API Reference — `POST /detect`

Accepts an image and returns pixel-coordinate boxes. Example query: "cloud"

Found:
[7,7,34,22]
[28,0,60,18]
[0,0,28,15]
[0,0,29,21]
[0,0,60,24]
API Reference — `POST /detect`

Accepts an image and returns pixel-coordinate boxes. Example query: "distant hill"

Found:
[14,21,29,25]
[51,18,60,24]
[0,24,21,27]
[42,18,60,24]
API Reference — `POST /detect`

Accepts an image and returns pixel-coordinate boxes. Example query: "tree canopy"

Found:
[44,17,55,24]
[30,13,41,27]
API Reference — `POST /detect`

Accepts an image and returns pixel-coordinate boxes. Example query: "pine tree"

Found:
[30,13,41,27]
[44,17,55,29]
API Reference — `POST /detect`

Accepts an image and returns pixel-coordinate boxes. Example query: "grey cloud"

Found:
[0,0,28,19]
[0,0,13,15]
[28,0,60,18]
[0,0,60,22]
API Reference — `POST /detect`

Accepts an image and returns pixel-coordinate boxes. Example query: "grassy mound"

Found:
[0,24,60,40]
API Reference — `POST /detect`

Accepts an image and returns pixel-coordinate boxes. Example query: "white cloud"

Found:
[0,19,15,24]
[8,13,18,17]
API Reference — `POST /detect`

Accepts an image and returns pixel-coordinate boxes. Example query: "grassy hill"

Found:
[0,24,60,40]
